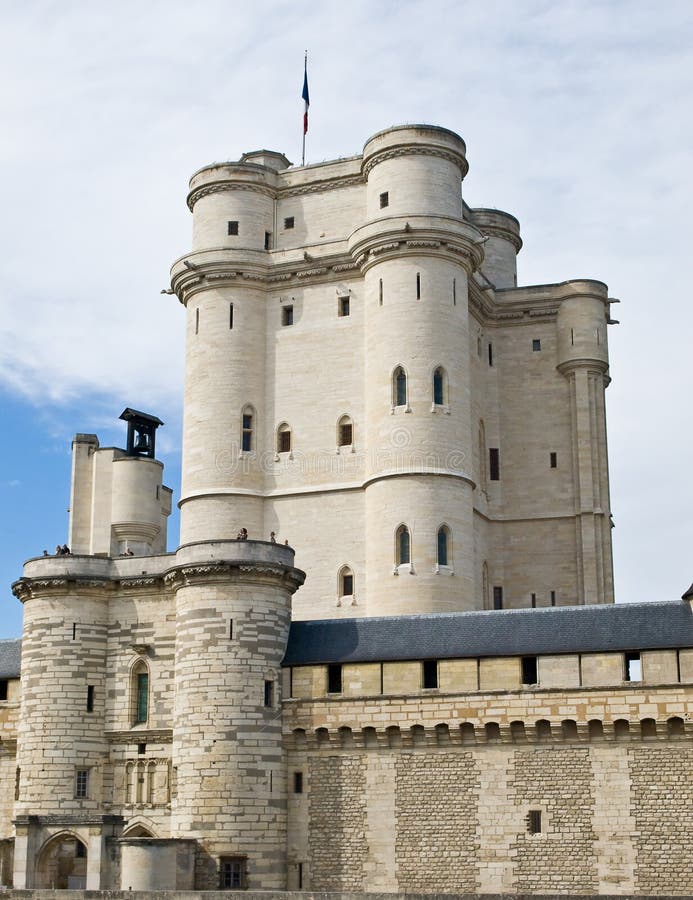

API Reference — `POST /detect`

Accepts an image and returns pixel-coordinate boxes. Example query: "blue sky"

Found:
[2,0,693,637]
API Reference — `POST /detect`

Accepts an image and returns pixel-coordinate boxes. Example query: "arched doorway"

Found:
[36,834,87,889]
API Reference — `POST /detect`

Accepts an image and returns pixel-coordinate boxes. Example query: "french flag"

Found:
[302,56,310,135]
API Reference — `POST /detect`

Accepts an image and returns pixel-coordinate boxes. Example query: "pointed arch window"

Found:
[396,525,411,566]
[393,367,407,407]
[241,405,255,452]
[337,415,353,447]
[277,423,292,454]
[437,525,450,567]
[433,367,446,406]
[131,659,149,725]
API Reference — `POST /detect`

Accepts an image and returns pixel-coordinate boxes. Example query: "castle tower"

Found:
[168,540,304,889]
[350,126,484,614]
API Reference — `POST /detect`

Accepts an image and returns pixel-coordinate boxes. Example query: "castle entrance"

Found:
[36,834,87,889]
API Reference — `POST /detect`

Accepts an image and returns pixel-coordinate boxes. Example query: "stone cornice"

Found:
[362,145,468,179]
[105,729,173,745]
[187,172,364,211]
[163,560,304,593]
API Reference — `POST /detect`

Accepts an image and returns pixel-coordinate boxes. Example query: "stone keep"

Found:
[4,124,691,896]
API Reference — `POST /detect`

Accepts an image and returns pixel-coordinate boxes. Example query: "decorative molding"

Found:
[362,145,468,178]
[280,174,363,198]
[406,240,441,249]
[187,181,274,211]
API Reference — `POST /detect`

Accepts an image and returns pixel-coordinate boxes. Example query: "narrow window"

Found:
[195,308,199,335]
[396,525,411,565]
[327,663,342,694]
[489,448,500,481]
[277,423,291,453]
[493,586,503,610]
[220,857,246,890]
[625,651,642,682]
[75,841,87,859]
[571,328,574,346]
[422,659,438,689]
[75,768,89,799]
[527,810,542,834]
[229,303,234,329]
[339,296,350,317]
[72,623,77,640]
[433,367,445,405]
[416,272,421,300]
[453,277,457,305]
[437,526,449,566]
[522,657,538,685]
[264,680,274,708]
[298,862,303,889]
[284,216,295,230]
[227,220,239,236]
[339,566,354,597]
[550,590,556,607]
[338,415,353,447]
[229,619,234,640]
[132,661,149,725]
[241,406,254,452]
[379,278,383,306]
[293,771,304,793]
[0,679,8,701]
[532,339,541,351]
[156,484,160,499]
[393,367,407,407]
[14,768,20,801]
[488,342,493,366]
[379,191,389,208]
[138,743,146,755]
[531,592,536,608]
[550,451,557,468]
[264,231,272,250]
[282,305,294,326]
[477,335,482,357]
[86,685,94,712]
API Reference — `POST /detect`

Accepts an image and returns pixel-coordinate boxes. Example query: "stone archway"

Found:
[122,824,153,837]
[36,834,87,889]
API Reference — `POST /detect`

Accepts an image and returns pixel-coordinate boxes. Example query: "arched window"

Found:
[277,423,292,454]
[131,659,149,725]
[433,367,446,406]
[339,565,354,597]
[241,405,254,452]
[337,415,353,447]
[396,525,411,565]
[393,366,407,407]
[437,525,450,566]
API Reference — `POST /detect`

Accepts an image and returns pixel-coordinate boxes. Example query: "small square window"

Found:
[282,305,294,327]
[137,743,146,755]
[0,679,8,701]
[293,771,304,794]
[379,191,389,208]
[220,857,246,890]
[339,423,353,446]
[284,216,295,230]
[422,659,438,689]
[75,768,89,799]
[327,663,342,694]
[339,296,350,317]
[532,339,541,351]
[227,220,239,236]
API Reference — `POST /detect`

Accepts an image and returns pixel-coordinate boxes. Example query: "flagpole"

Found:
[301,51,309,166]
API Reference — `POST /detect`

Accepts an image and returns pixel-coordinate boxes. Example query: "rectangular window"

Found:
[521,656,538,685]
[264,680,274,708]
[528,809,542,834]
[488,342,493,366]
[625,651,642,682]
[489,448,500,481]
[379,278,383,306]
[342,573,353,596]
[422,659,438,689]
[379,191,389,208]
[293,771,303,794]
[220,857,246,890]
[453,277,456,305]
[298,862,303,890]
[14,767,20,800]
[135,672,149,723]
[284,216,295,230]
[550,451,557,468]
[227,220,239,236]
[531,592,536,608]
[264,231,272,250]
[550,590,556,607]
[493,586,503,610]
[0,679,7,701]
[138,743,146,755]
[278,429,291,453]
[282,305,294,327]
[86,685,94,712]
[339,422,353,446]
[75,768,89,799]
[416,272,421,300]
[339,296,350,317]
[195,308,199,335]
[72,623,77,640]
[242,414,252,452]
[532,339,541,351]
[229,303,234,330]
[229,619,234,639]
[327,663,342,694]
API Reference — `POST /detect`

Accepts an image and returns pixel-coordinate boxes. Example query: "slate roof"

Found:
[0,639,21,678]
[283,600,693,666]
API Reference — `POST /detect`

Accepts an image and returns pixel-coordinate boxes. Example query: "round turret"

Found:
[469,208,522,289]
[555,280,610,374]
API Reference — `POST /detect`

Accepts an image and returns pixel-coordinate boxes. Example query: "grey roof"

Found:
[0,639,21,678]
[283,601,693,666]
